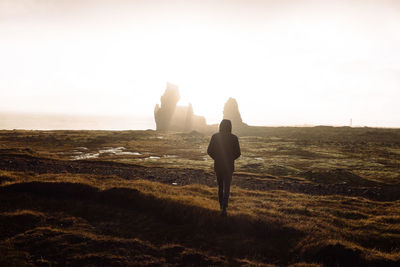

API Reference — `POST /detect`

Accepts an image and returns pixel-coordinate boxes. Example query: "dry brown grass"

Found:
[1,168,400,266]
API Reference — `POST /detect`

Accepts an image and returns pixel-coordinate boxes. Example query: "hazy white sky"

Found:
[1,0,399,127]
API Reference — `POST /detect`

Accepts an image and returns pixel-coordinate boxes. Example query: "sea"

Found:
[0,112,155,130]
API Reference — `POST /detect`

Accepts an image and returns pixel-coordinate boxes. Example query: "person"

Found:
[207,119,241,216]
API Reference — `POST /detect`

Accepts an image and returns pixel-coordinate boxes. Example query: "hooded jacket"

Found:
[207,120,241,173]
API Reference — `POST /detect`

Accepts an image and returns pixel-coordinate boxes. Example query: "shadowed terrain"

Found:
[1,181,305,266]
[1,128,400,266]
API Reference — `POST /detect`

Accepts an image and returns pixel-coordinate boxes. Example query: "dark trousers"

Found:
[216,171,232,209]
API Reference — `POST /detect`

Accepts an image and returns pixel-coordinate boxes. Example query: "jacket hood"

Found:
[219,119,232,133]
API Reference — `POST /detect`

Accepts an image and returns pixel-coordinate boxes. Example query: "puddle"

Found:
[99,147,141,156]
[98,147,124,154]
[146,156,161,160]
[123,152,141,155]
[73,153,100,160]
[70,147,179,161]
[144,155,178,160]
[71,147,141,160]
[163,155,177,158]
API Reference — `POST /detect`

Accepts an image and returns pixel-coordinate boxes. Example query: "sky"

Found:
[1,0,399,128]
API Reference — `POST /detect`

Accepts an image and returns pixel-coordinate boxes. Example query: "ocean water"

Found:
[0,112,155,130]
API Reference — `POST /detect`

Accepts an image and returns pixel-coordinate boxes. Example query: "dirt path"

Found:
[1,152,399,201]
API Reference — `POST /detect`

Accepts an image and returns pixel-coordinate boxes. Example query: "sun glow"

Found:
[1,1,400,127]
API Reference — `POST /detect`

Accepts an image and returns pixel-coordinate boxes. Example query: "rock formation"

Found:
[223,97,246,129]
[154,83,207,132]
[154,83,180,131]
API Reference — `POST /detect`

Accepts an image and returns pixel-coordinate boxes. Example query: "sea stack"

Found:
[154,83,207,132]
[223,97,246,129]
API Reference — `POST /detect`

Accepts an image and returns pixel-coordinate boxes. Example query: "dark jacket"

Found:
[207,120,241,173]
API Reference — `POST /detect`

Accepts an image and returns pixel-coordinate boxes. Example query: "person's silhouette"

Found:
[207,119,241,216]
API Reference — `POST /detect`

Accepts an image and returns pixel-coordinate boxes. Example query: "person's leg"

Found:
[216,171,224,210]
[222,172,233,210]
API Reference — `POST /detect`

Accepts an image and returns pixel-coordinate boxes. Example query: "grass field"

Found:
[0,127,400,266]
